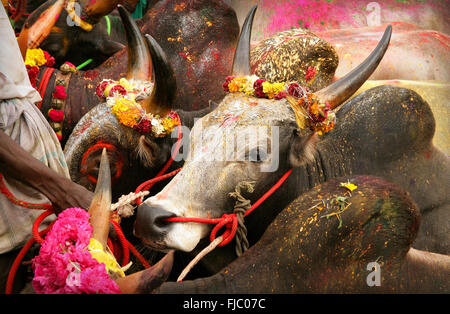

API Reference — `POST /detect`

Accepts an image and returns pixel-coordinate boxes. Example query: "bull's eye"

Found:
[248,148,268,163]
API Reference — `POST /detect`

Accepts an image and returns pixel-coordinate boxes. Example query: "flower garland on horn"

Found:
[32,207,123,294]
[223,75,335,135]
[96,78,179,138]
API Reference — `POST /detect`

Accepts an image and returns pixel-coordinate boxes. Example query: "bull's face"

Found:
[135,92,314,252]
[134,6,392,252]
[64,5,177,198]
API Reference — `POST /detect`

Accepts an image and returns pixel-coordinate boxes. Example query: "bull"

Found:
[63,5,211,200]
[16,0,239,85]
[250,22,450,83]
[63,2,345,198]
[17,0,125,67]
[133,5,449,281]
[17,0,239,148]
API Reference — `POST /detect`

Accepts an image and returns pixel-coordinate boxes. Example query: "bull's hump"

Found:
[334,85,435,159]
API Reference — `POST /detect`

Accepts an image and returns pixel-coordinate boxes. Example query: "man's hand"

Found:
[42,176,94,213]
[0,130,93,214]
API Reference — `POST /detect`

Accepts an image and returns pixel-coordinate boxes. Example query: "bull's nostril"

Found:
[135,202,177,240]
[154,215,175,228]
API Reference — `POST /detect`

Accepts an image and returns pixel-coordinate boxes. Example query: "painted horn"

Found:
[84,0,121,23]
[140,34,177,116]
[231,5,257,76]
[315,25,392,109]
[115,250,175,294]
[16,0,65,56]
[117,5,152,81]
[88,148,112,248]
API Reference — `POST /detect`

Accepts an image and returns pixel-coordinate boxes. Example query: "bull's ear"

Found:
[137,136,166,168]
[99,40,125,57]
[289,130,319,167]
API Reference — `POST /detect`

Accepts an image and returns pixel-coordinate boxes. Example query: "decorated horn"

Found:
[231,5,257,76]
[117,5,152,81]
[315,25,392,109]
[88,148,112,248]
[140,34,177,116]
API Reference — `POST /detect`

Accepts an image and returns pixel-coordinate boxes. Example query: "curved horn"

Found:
[399,248,450,293]
[88,148,112,248]
[117,5,151,81]
[84,0,121,23]
[315,25,392,110]
[16,0,65,56]
[231,5,257,76]
[115,250,175,293]
[140,34,177,116]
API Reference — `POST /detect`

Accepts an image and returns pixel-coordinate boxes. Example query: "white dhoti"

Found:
[0,5,70,254]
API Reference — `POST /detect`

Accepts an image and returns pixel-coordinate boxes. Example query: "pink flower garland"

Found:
[32,208,121,294]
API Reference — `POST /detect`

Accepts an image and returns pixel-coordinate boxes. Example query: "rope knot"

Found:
[209,213,238,247]
[229,181,255,256]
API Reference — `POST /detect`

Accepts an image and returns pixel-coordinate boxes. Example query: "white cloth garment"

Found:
[0,5,70,254]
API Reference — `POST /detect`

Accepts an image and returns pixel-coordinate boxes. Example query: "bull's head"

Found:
[64,5,176,197]
[88,148,174,293]
[134,6,392,252]
[17,0,124,67]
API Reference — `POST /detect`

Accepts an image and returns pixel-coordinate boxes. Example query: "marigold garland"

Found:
[24,48,55,88]
[223,75,335,134]
[23,48,69,141]
[96,78,179,138]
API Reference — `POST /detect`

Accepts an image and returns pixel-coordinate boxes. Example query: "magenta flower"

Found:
[32,208,121,294]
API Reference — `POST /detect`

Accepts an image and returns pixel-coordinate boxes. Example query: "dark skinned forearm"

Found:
[0,130,93,212]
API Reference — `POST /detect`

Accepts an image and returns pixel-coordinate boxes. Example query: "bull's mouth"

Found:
[137,236,173,253]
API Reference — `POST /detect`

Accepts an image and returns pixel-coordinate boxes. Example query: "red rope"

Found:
[80,141,124,184]
[0,173,52,210]
[5,223,52,294]
[36,67,55,110]
[165,169,293,247]
[4,113,184,293]
[31,210,54,244]
[110,220,129,267]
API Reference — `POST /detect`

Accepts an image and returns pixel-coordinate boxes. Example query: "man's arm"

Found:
[0,130,93,213]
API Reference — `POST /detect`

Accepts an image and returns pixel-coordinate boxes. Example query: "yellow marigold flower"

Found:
[262,81,285,99]
[310,102,320,116]
[228,80,240,93]
[88,238,125,278]
[240,79,256,96]
[340,181,358,192]
[111,98,141,128]
[24,48,47,67]
[315,120,335,135]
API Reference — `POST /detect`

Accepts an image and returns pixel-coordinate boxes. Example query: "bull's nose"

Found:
[134,202,176,241]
